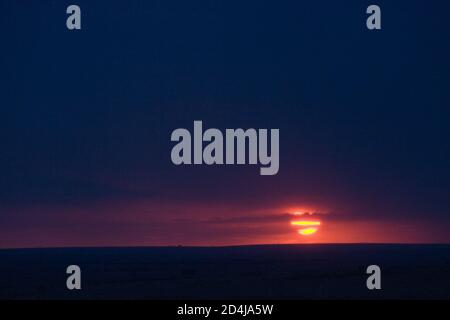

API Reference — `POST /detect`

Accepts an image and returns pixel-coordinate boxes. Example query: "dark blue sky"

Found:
[1,0,450,246]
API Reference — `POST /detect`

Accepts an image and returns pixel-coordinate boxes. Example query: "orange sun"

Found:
[289,210,322,237]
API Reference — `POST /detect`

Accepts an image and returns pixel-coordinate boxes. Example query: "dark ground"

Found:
[0,244,449,299]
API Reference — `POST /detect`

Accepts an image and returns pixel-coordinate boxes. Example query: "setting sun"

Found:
[289,209,322,237]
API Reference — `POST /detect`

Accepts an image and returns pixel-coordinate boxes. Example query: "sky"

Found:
[1,0,450,248]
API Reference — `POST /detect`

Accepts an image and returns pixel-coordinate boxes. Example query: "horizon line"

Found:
[2,242,450,251]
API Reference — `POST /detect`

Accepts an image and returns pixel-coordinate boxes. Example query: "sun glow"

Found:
[298,227,318,236]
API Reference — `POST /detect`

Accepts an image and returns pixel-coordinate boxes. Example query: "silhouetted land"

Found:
[1,244,449,299]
